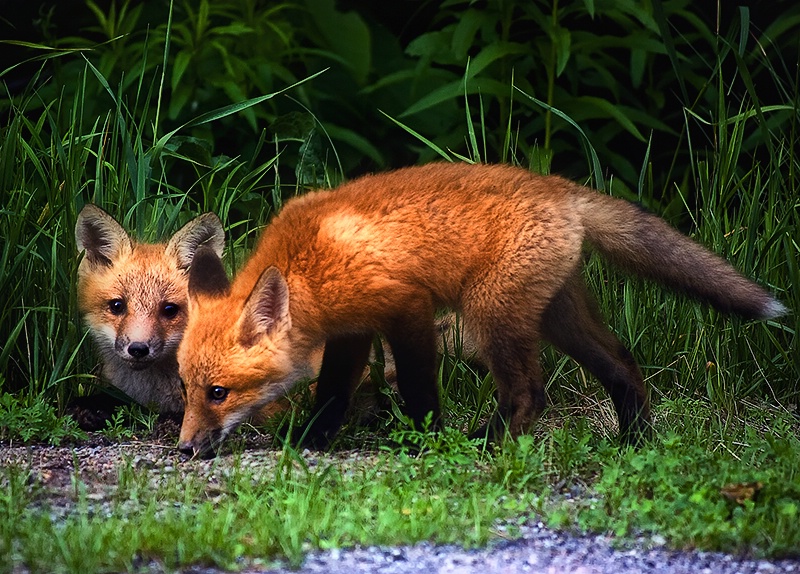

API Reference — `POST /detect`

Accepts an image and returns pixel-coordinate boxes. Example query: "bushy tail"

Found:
[576,190,786,320]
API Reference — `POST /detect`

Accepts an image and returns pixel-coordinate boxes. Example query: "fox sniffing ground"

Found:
[73,205,225,429]
[175,162,786,458]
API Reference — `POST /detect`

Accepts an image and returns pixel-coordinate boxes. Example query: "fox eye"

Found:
[208,386,228,402]
[161,303,180,318]
[108,299,126,315]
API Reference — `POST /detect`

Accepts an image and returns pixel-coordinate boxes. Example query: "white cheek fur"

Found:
[219,409,251,442]
[218,365,314,441]
[92,323,118,351]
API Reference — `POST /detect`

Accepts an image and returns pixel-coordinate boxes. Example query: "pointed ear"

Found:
[188,245,231,298]
[75,204,132,267]
[166,212,225,270]
[239,266,291,347]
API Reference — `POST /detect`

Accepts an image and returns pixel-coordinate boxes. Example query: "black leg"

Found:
[471,330,545,442]
[297,333,373,448]
[384,298,441,431]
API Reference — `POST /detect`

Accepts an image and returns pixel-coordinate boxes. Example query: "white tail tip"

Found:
[763,299,789,319]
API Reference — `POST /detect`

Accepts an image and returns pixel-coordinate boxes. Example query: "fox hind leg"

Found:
[473,325,546,441]
[463,291,548,442]
[541,273,651,446]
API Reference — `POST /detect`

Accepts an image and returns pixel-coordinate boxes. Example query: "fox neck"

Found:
[100,354,184,414]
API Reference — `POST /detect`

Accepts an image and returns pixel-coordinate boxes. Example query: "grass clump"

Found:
[0,389,84,445]
[566,409,800,557]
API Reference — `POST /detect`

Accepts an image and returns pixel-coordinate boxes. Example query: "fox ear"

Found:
[239,266,290,347]
[75,204,132,267]
[167,212,225,270]
[188,245,231,298]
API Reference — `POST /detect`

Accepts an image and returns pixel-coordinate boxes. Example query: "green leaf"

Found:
[467,42,530,79]
[305,0,371,84]
[406,31,452,59]
[737,6,749,55]
[452,10,483,60]
[630,48,645,88]
[171,49,192,93]
[169,84,191,121]
[576,96,646,141]
[220,82,256,131]
[323,125,384,165]
[152,69,328,159]
[210,23,255,37]
[379,110,453,162]
[400,77,510,117]
[552,26,571,77]
[399,80,463,117]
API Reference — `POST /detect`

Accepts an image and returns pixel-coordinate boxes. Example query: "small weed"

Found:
[491,434,549,492]
[99,405,159,442]
[100,410,138,442]
[548,418,595,482]
[0,390,85,445]
[0,464,35,570]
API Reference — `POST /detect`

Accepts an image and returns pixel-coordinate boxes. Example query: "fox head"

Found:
[75,205,225,386]
[177,247,305,458]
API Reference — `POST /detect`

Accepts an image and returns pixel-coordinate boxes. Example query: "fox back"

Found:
[76,205,224,413]
[177,163,785,457]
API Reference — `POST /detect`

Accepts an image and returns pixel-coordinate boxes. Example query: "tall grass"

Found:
[0,2,796,431]
[587,68,799,411]
[0,49,321,410]
[1,73,91,404]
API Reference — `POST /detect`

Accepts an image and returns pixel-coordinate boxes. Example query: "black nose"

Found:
[177,442,196,457]
[177,441,217,459]
[128,342,150,359]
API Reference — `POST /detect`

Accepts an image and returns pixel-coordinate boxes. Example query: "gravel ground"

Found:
[2,423,798,574]
[260,528,800,574]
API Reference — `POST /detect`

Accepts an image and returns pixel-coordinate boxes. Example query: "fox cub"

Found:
[176,163,785,458]
[73,205,224,429]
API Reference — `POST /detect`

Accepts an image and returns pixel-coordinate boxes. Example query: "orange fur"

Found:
[176,163,785,457]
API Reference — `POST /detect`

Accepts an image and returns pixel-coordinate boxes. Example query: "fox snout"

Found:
[177,431,220,460]
[178,408,224,459]
[115,335,164,367]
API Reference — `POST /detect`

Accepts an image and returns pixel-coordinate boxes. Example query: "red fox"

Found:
[74,205,225,428]
[176,162,786,458]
